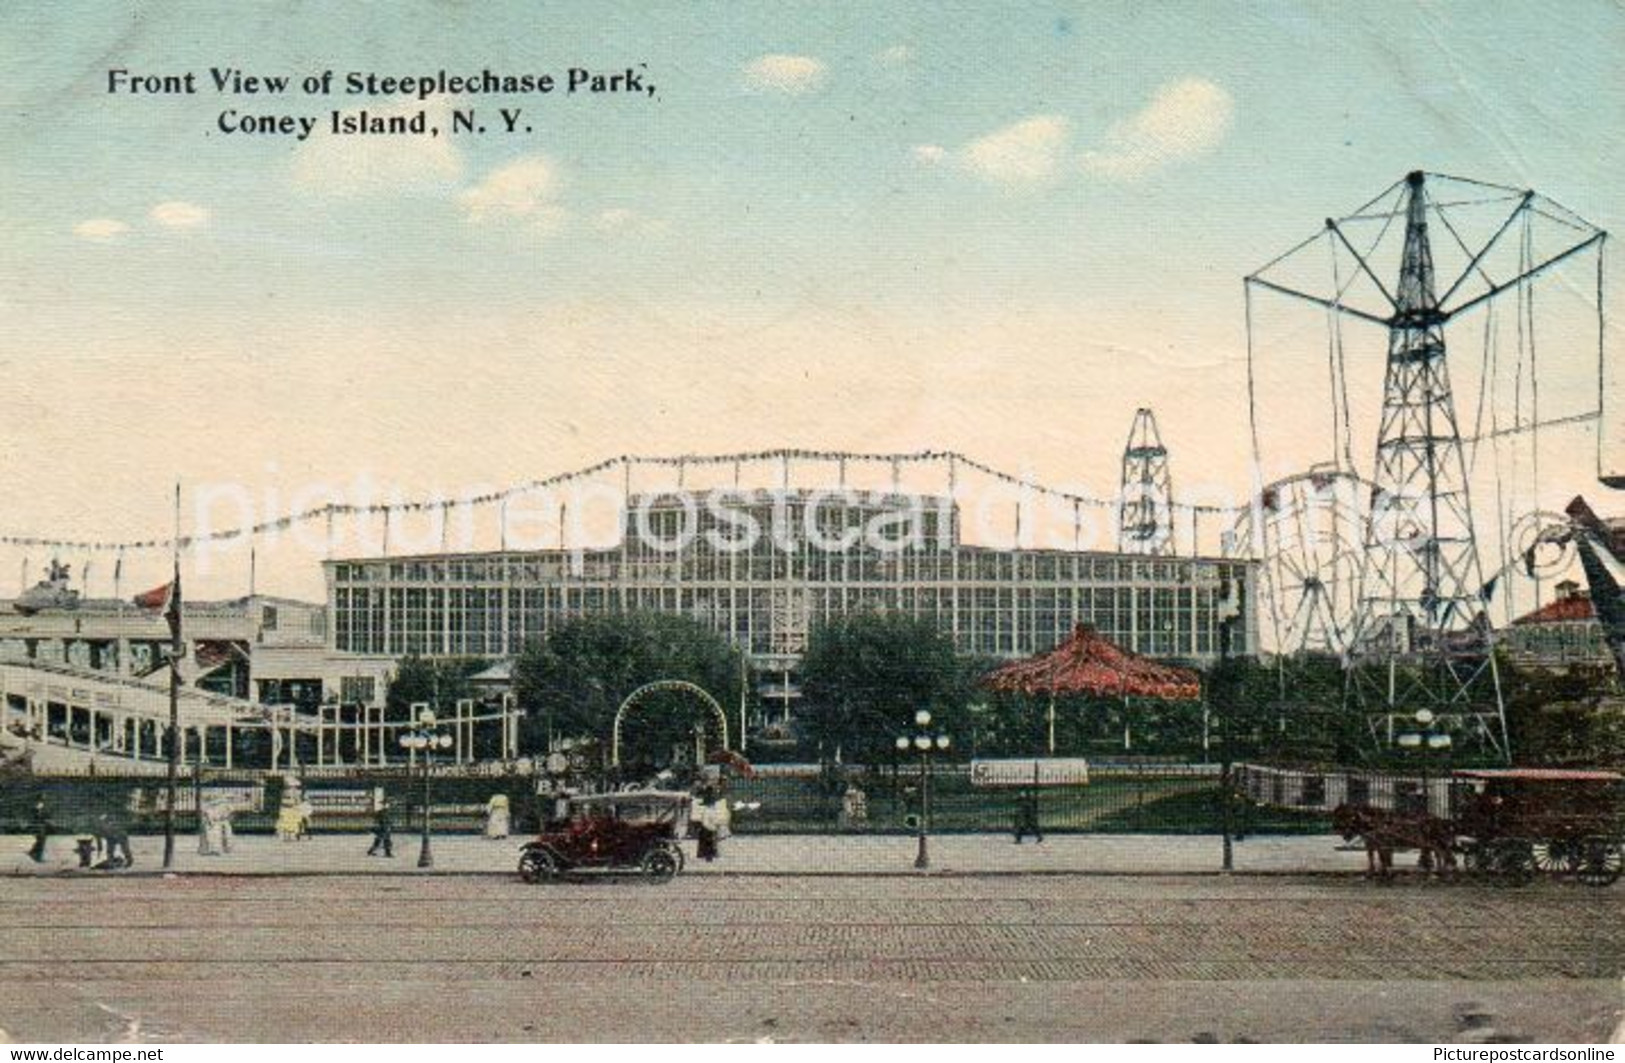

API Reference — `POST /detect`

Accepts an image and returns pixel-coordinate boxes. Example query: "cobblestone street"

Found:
[2,872,1622,1042]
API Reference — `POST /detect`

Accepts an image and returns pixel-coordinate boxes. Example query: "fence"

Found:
[722,761,1323,836]
[0,770,541,836]
[5,761,1376,838]
[1235,763,1459,819]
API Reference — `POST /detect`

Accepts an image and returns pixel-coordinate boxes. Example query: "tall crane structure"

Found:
[1118,407,1175,556]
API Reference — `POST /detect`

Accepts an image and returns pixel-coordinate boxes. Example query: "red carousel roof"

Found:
[981,623,1202,701]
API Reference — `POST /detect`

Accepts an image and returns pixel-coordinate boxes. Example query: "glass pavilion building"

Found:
[326,491,1257,713]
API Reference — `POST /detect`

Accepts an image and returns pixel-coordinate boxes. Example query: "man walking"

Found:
[27,798,52,863]
[368,799,394,857]
[1013,788,1043,844]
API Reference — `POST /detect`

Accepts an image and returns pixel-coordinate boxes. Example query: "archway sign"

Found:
[611,679,729,766]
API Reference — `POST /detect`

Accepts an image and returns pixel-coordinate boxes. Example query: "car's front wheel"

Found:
[641,846,679,883]
[519,848,560,884]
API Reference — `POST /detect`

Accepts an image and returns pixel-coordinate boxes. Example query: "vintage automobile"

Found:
[518,789,691,883]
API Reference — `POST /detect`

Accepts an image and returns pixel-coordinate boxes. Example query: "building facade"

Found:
[1503,580,1616,672]
[0,491,1256,770]
[0,594,327,700]
[325,491,1259,683]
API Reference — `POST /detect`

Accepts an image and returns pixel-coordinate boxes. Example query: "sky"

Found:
[1,0,1621,603]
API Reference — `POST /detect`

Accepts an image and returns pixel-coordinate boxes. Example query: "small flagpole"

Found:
[163,482,182,870]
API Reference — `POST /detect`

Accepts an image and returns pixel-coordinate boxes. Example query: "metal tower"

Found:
[1246,170,1607,760]
[1118,407,1175,555]
[1346,172,1505,753]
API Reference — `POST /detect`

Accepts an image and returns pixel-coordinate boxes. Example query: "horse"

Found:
[1332,803,1457,880]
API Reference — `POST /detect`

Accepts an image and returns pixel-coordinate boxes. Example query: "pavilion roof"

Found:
[981,623,1201,701]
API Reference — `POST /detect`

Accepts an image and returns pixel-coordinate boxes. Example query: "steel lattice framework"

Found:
[1246,170,1607,760]
[1118,407,1175,556]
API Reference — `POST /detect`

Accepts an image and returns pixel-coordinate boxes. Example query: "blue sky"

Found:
[1,0,1621,596]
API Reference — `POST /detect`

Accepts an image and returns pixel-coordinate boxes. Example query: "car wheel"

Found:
[519,849,559,884]
[641,846,679,883]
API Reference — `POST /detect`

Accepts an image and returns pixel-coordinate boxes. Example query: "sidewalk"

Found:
[0,831,1368,877]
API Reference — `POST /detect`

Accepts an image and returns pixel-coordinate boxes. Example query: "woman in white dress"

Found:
[484,794,510,839]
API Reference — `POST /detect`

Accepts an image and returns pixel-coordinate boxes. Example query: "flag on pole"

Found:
[133,582,173,611]
[133,568,183,641]
[165,561,183,643]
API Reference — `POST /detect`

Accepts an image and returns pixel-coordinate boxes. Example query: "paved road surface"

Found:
[2,873,1622,1042]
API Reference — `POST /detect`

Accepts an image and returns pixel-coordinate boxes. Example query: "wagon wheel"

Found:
[640,845,679,883]
[1572,837,1624,888]
[1491,839,1537,887]
[519,848,560,884]
[1532,839,1579,875]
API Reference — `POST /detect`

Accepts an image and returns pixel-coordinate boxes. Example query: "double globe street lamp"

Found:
[1396,708,1452,816]
[400,706,453,868]
[896,709,951,870]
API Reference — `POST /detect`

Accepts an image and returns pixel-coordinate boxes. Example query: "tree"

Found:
[513,612,742,766]
[385,656,436,721]
[384,656,488,722]
[1503,659,1625,767]
[799,612,967,764]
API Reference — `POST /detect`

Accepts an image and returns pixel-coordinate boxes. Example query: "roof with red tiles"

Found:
[1511,594,1596,626]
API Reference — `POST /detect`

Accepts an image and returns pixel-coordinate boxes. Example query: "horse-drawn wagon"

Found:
[1333,767,1623,886]
[1452,768,1623,886]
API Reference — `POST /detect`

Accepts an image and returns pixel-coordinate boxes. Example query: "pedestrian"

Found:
[198,797,221,856]
[484,794,510,840]
[26,798,52,863]
[694,788,726,862]
[839,785,868,830]
[297,796,314,840]
[1013,788,1043,844]
[694,813,718,861]
[368,799,394,857]
[97,812,133,868]
[275,787,303,842]
[198,796,234,857]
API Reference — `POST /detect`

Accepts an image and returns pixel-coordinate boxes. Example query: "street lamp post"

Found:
[400,707,453,869]
[1396,707,1452,817]
[895,709,950,870]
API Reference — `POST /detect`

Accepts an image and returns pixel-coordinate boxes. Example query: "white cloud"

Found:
[291,99,463,196]
[742,54,827,94]
[592,208,666,235]
[876,44,913,68]
[912,144,946,166]
[1079,77,1234,180]
[73,218,129,241]
[961,115,1070,186]
[524,204,570,236]
[458,157,559,224]
[150,201,210,228]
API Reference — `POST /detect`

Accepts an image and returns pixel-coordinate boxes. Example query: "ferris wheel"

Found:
[1229,466,1372,656]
